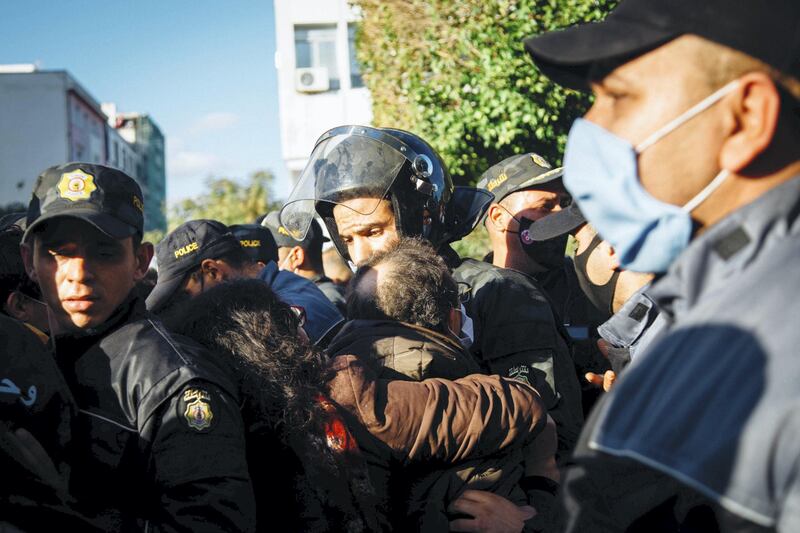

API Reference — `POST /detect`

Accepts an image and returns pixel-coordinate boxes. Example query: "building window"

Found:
[294,24,339,90]
[348,24,364,88]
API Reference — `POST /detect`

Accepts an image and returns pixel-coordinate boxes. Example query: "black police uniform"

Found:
[21,162,257,531]
[0,315,100,531]
[532,258,610,412]
[55,295,256,531]
[451,254,584,458]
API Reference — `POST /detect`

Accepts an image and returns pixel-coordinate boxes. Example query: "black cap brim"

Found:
[23,210,138,243]
[523,17,676,90]
[527,203,586,241]
[145,273,187,313]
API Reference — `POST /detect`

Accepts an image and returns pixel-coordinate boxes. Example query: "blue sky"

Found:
[1,0,290,205]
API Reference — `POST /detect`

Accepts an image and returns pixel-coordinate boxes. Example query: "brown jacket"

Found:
[327,353,546,530]
[327,319,481,381]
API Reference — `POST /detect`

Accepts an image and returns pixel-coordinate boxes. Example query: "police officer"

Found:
[20,163,256,531]
[229,223,279,267]
[280,126,584,458]
[525,0,800,529]
[478,154,609,411]
[147,219,344,345]
[262,211,346,315]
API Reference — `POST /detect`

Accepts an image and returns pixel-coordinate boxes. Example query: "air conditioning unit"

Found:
[295,67,330,93]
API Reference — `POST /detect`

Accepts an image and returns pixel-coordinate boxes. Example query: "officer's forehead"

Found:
[332,197,395,226]
[588,36,713,93]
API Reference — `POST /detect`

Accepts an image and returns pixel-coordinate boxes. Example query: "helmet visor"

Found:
[280,128,410,240]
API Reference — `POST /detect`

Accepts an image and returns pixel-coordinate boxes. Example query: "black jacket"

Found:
[452,257,584,460]
[54,296,256,532]
[0,315,100,531]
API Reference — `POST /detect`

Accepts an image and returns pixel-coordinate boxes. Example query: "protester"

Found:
[19,163,256,531]
[146,219,344,345]
[525,0,800,529]
[165,279,384,532]
[336,237,480,380]
[262,211,346,314]
[168,278,545,533]
[331,236,560,530]
[280,126,584,460]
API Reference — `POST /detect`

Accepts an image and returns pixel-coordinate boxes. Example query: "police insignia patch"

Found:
[530,154,551,169]
[508,365,532,386]
[57,169,96,201]
[182,388,214,431]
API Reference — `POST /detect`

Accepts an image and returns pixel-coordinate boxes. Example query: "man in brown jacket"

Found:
[329,238,558,531]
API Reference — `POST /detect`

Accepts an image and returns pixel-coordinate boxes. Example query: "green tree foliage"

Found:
[352,0,617,184]
[168,170,280,230]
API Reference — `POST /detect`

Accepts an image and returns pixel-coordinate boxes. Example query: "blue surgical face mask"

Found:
[563,80,739,273]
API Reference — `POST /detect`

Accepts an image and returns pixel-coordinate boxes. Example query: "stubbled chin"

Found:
[54,310,104,334]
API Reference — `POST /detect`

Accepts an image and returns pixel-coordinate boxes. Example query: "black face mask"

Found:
[516,217,569,271]
[573,233,620,317]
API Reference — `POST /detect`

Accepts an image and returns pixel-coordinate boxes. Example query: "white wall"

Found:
[0,72,69,205]
[106,126,142,182]
[274,0,372,180]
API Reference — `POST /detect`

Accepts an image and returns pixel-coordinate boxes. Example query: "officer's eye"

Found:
[368,228,383,237]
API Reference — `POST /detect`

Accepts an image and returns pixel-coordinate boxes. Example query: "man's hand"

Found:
[585,339,617,392]
[449,490,536,532]
[585,370,616,392]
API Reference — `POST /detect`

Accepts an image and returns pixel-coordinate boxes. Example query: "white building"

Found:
[0,68,167,231]
[102,104,143,180]
[273,0,372,181]
[0,69,108,205]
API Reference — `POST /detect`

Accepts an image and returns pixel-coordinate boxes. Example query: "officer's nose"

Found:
[350,238,372,267]
[63,256,94,284]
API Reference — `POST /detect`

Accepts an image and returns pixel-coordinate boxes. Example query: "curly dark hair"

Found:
[346,237,459,333]
[165,279,383,532]
[165,278,330,431]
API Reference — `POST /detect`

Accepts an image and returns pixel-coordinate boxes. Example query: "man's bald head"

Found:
[346,237,459,333]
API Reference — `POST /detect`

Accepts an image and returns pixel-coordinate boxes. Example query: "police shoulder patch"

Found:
[507,364,532,386]
[181,387,214,432]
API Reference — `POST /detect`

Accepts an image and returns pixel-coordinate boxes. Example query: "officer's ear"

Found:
[487,204,508,231]
[5,291,33,323]
[133,241,154,282]
[719,71,782,173]
[19,241,38,283]
[199,258,224,281]
[290,246,305,269]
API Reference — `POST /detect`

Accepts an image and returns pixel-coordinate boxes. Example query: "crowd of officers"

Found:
[3,0,800,531]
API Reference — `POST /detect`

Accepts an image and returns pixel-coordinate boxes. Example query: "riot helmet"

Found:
[280,126,492,260]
